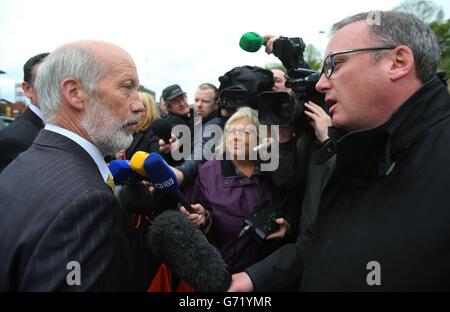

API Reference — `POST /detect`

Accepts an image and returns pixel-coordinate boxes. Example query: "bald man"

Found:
[0,41,145,291]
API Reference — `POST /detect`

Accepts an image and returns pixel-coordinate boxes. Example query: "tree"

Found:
[393,0,444,23]
[393,0,449,79]
[430,19,450,79]
[304,44,322,71]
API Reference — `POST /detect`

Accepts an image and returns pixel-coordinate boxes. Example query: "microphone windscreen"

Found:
[109,160,141,184]
[147,210,231,291]
[129,151,150,177]
[151,118,172,143]
[239,32,264,52]
[143,153,179,193]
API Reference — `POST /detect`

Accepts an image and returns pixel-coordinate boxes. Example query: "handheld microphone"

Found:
[147,210,231,292]
[151,118,172,144]
[108,160,142,185]
[239,32,266,52]
[129,152,194,213]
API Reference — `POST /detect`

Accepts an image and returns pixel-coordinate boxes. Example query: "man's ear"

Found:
[60,78,88,111]
[388,45,415,81]
[21,82,33,100]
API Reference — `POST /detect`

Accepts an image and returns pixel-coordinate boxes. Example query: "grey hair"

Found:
[331,11,440,83]
[216,106,260,155]
[35,45,106,123]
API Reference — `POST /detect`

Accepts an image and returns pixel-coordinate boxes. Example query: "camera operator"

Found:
[261,35,336,235]
[158,66,275,188]
[271,68,291,92]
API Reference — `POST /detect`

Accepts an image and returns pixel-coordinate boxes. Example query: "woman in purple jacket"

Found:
[181,107,296,273]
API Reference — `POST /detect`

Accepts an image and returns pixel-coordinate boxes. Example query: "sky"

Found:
[0,0,449,104]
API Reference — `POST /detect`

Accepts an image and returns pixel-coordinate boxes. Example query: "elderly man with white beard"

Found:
[0,40,145,291]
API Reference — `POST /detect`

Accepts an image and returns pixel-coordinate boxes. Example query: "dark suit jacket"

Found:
[125,128,160,160]
[165,110,194,140]
[0,108,44,172]
[0,130,133,291]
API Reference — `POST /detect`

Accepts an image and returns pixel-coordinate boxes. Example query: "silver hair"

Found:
[216,106,260,156]
[331,11,440,83]
[35,45,105,123]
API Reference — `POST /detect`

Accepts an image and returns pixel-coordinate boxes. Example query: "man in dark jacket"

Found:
[161,84,194,138]
[229,10,450,291]
[0,40,145,291]
[0,52,49,172]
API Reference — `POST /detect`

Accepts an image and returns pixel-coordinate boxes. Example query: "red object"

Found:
[147,263,195,292]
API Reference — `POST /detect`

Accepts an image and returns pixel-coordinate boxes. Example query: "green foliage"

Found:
[304,44,322,71]
[393,0,444,23]
[430,19,450,58]
[430,19,450,78]
[394,0,449,79]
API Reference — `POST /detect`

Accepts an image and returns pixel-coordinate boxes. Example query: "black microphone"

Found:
[147,210,231,292]
[151,118,172,144]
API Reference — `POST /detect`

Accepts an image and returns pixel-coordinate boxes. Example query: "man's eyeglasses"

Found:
[320,46,396,79]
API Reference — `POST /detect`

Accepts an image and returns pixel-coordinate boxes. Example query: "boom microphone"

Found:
[239,32,266,52]
[129,152,194,213]
[151,118,172,144]
[147,210,231,291]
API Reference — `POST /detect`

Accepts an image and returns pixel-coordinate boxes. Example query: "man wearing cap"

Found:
[161,84,194,139]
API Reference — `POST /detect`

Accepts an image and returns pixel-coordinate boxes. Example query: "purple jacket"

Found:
[183,159,295,273]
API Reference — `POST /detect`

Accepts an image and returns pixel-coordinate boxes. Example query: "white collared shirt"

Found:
[28,104,45,123]
[44,124,110,183]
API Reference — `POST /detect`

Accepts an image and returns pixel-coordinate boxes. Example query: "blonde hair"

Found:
[137,92,160,131]
[216,106,260,155]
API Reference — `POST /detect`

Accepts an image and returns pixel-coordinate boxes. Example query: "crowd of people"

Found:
[0,9,449,292]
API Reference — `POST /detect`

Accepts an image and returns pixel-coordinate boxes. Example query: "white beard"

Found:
[81,97,139,156]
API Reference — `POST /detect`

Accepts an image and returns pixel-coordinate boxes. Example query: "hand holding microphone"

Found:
[129,151,193,213]
[151,118,181,155]
[109,160,155,215]
[158,133,179,155]
[108,159,142,185]
[263,35,280,55]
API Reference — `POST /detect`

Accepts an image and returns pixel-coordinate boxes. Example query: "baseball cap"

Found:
[161,84,186,103]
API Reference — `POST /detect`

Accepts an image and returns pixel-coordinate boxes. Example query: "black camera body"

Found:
[217,65,274,110]
[257,36,325,129]
[243,200,280,244]
[258,70,324,128]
